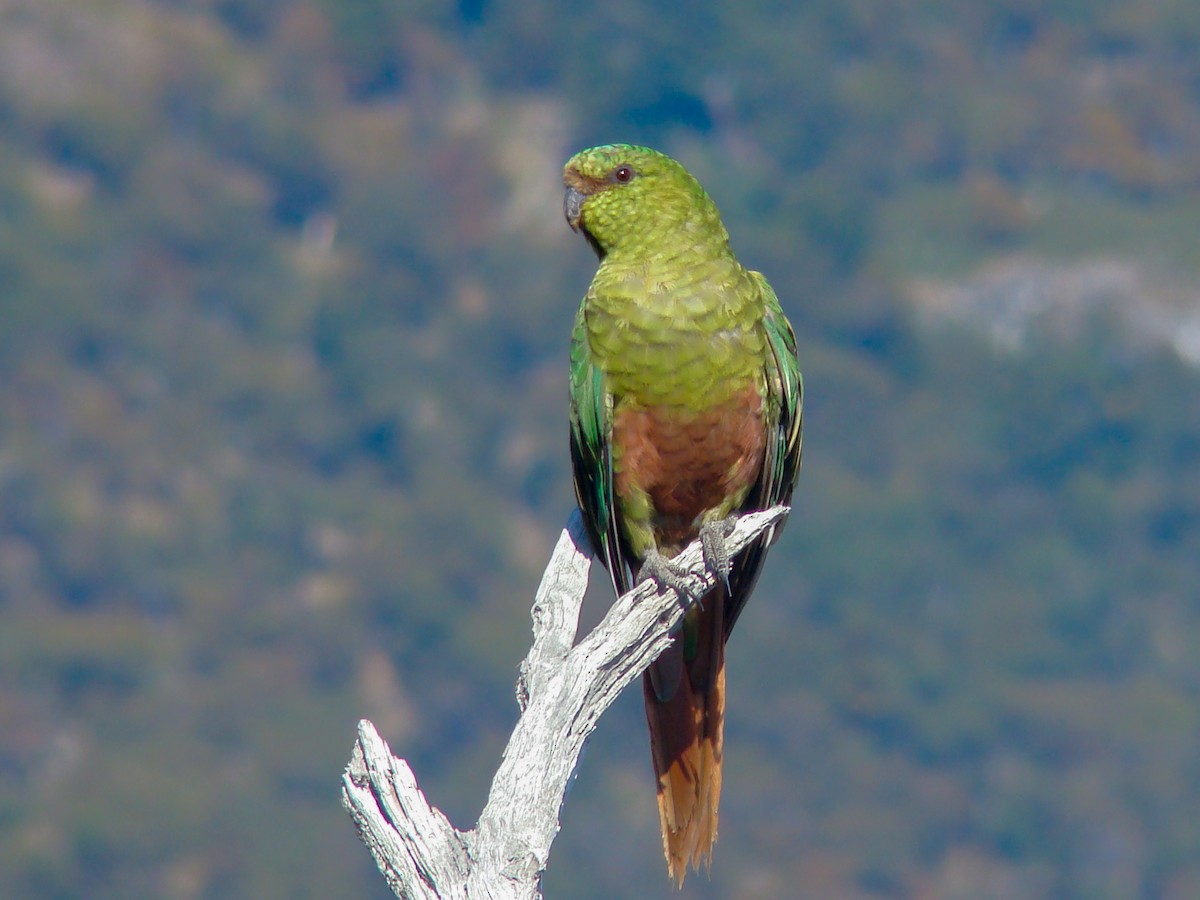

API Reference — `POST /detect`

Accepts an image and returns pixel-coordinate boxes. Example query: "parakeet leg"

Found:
[636,549,698,600]
[635,516,740,598]
[699,516,737,592]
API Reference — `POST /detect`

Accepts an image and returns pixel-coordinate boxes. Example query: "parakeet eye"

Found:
[612,165,635,184]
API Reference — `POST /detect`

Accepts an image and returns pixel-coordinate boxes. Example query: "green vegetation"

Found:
[1,1,1199,897]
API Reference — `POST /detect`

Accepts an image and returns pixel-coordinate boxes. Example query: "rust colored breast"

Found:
[613,386,766,553]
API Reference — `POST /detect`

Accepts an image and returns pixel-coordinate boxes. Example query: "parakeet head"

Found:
[563,144,728,258]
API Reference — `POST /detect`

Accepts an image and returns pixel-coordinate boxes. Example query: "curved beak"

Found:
[564,185,586,232]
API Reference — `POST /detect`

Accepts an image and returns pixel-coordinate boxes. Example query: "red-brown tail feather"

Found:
[643,590,727,887]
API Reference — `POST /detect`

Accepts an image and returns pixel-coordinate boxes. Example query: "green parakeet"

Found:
[563,144,803,885]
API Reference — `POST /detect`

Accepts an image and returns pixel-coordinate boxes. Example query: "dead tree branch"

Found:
[342,505,790,899]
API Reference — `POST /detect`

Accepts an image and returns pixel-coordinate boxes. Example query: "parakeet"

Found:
[563,144,803,885]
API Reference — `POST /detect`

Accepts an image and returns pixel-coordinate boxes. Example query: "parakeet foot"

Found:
[636,549,700,602]
[699,516,738,592]
[636,516,739,600]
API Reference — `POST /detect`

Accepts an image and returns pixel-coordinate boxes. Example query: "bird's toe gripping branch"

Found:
[635,515,740,603]
[636,549,699,602]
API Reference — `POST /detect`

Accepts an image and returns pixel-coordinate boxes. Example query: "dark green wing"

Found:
[723,271,803,637]
[568,305,636,593]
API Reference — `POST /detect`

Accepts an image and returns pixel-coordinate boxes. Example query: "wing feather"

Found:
[568,305,636,594]
[722,271,803,637]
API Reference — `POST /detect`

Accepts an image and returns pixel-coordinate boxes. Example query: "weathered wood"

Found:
[342,505,790,899]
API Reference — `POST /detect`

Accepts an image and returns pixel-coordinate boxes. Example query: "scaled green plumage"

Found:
[564,144,803,885]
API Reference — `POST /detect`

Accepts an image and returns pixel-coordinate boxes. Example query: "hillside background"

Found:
[3,1,1200,897]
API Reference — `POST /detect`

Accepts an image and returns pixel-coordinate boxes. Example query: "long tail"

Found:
[643,589,726,887]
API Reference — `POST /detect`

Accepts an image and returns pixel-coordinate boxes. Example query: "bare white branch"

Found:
[342,505,790,899]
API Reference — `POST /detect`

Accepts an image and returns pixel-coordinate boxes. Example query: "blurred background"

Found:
[2,1,1200,897]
